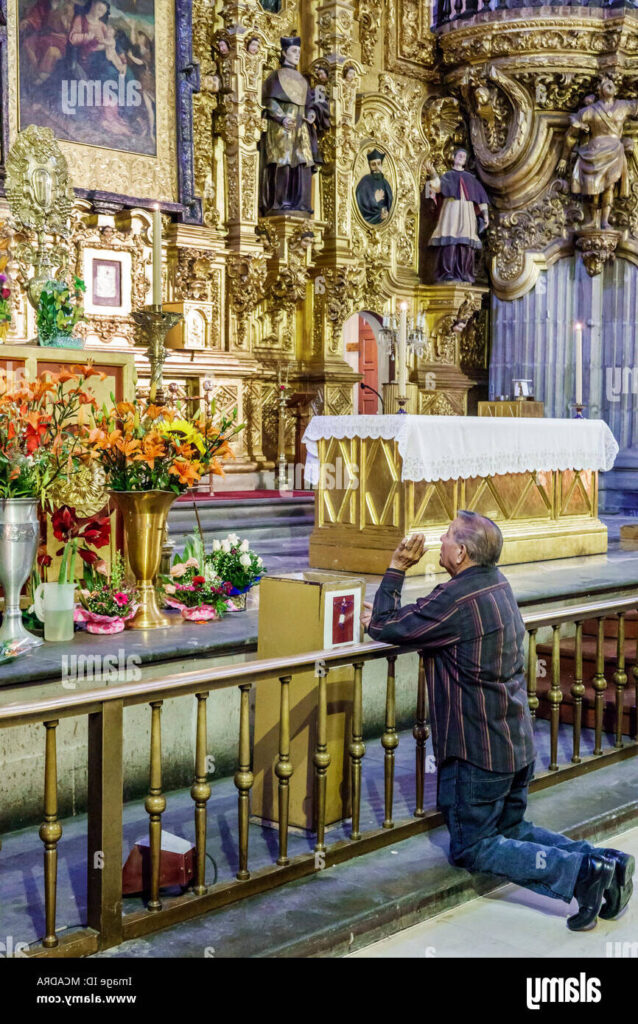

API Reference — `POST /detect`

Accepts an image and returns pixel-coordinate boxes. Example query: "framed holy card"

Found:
[2,0,200,220]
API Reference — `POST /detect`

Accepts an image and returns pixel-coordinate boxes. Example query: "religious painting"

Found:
[5,0,198,216]
[259,0,281,11]
[91,257,121,307]
[18,0,157,156]
[323,588,361,649]
[354,146,395,227]
[81,246,132,316]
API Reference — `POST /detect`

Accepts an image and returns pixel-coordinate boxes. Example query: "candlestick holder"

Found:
[570,403,587,419]
[276,382,290,490]
[396,395,408,414]
[131,304,183,406]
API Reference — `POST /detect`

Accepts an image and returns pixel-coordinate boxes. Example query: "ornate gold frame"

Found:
[7,0,179,206]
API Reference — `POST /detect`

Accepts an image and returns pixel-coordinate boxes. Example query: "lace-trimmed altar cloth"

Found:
[302,415,619,486]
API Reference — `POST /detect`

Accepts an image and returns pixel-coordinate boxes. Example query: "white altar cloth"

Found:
[302,415,619,485]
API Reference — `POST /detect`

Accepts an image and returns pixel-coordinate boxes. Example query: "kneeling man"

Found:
[362,511,633,930]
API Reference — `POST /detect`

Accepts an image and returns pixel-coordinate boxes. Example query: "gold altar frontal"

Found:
[308,436,607,576]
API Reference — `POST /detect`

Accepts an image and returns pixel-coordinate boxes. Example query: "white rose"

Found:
[240,553,251,567]
[257,556,264,566]
[221,539,231,553]
[212,539,221,551]
[228,533,240,546]
[240,539,250,553]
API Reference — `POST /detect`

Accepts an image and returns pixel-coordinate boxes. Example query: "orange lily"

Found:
[168,460,201,486]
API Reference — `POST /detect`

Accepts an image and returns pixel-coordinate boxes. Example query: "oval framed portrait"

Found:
[353,144,396,230]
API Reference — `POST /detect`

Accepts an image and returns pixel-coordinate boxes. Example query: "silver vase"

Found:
[0,498,43,649]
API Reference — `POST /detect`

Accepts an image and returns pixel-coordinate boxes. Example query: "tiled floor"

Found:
[348,825,638,959]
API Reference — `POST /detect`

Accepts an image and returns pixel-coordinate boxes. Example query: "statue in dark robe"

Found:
[259,36,330,217]
[425,148,490,283]
[355,149,393,225]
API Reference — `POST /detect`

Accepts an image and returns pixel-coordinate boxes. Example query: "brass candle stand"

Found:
[131,304,183,405]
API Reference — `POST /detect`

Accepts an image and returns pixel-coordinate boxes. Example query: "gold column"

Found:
[613,613,627,749]
[314,668,331,855]
[145,701,166,911]
[548,626,563,771]
[571,622,584,765]
[40,719,62,949]
[381,655,398,830]
[235,683,253,881]
[527,629,539,719]
[275,675,293,867]
[414,654,429,817]
[191,692,211,896]
[593,618,608,756]
[349,661,365,841]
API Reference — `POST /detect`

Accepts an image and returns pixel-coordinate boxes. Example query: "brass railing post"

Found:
[87,700,124,949]
[571,622,584,764]
[349,661,366,841]
[314,666,330,855]
[40,719,62,949]
[613,612,627,749]
[145,700,166,911]
[381,655,398,829]
[527,628,539,719]
[593,617,608,755]
[548,625,563,771]
[234,683,254,881]
[414,653,429,817]
[276,675,293,866]
[191,692,211,896]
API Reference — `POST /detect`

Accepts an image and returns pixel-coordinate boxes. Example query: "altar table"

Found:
[302,415,619,576]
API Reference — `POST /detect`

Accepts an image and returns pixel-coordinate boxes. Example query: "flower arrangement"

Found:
[0,364,105,505]
[37,277,86,346]
[209,533,264,596]
[75,553,139,634]
[87,397,244,493]
[51,505,112,583]
[161,530,232,622]
[0,271,11,326]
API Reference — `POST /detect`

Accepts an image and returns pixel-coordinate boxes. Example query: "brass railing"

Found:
[1,592,637,957]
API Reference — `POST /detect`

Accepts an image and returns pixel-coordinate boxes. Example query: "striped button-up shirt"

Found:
[367,565,535,773]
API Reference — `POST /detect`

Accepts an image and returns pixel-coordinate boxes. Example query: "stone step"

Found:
[166,496,315,566]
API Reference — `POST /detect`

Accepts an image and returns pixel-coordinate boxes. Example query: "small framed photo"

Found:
[92,259,122,309]
[512,379,534,399]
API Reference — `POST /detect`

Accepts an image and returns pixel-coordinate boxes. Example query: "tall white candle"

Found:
[574,322,583,406]
[152,204,162,307]
[398,302,408,398]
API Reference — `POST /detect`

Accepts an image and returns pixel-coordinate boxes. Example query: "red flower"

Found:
[37,551,53,568]
[192,575,206,586]
[80,514,111,548]
[78,548,99,565]
[52,506,78,542]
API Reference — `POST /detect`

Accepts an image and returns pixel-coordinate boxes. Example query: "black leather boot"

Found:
[567,853,616,932]
[598,849,635,921]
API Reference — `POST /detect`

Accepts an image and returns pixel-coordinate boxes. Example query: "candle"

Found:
[398,302,408,398]
[152,204,162,307]
[574,322,583,406]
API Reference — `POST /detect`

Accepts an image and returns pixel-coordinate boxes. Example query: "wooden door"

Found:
[358,317,378,414]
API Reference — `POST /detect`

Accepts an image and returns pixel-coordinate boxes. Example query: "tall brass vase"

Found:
[110,490,177,630]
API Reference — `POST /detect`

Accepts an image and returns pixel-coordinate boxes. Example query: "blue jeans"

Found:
[437,758,597,903]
